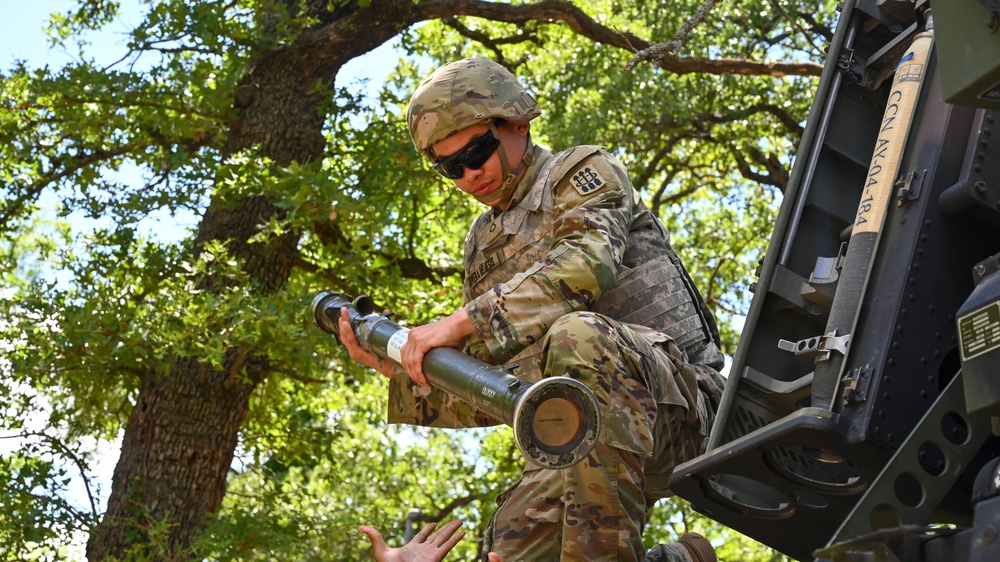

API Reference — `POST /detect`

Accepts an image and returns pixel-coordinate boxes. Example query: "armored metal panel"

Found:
[931,0,1000,109]
[670,1,1000,559]
[958,254,1000,414]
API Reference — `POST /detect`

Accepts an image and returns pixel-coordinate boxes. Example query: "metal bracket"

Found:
[836,47,864,84]
[819,372,993,559]
[841,366,872,403]
[836,46,855,71]
[810,242,849,285]
[895,169,927,206]
[778,331,851,362]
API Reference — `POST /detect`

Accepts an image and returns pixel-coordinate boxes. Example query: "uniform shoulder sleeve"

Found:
[549,146,630,208]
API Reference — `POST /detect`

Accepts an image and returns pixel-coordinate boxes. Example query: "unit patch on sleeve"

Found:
[570,166,605,196]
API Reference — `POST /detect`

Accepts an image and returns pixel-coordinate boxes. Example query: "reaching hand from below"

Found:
[360,520,466,562]
[359,520,505,562]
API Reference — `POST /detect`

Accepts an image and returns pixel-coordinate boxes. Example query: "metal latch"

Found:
[778,331,851,362]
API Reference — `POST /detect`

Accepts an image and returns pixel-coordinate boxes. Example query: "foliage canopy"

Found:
[0,0,838,559]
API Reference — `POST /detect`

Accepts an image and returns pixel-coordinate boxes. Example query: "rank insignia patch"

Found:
[571,166,605,195]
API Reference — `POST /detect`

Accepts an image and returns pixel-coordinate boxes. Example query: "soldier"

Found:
[340,57,725,562]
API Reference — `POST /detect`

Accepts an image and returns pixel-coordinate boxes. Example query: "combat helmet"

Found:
[407,58,541,206]
[407,58,541,157]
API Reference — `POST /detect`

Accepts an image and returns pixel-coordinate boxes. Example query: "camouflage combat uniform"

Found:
[388,143,725,561]
[393,57,725,561]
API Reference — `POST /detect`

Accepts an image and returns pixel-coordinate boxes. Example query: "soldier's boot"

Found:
[678,532,717,562]
[642,533,717,562]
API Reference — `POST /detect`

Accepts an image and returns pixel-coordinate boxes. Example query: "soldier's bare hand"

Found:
[401,309,475,387]
[360,520,465,562]
[339,307,394,378]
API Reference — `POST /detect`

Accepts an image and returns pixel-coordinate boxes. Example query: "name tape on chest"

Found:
[467,251,501,288]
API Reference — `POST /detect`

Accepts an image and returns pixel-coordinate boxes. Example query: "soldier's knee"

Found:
[540,312,623,374]
[546,311,614,342]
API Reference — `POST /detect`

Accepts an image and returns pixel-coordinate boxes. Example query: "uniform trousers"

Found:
[482,312,715,561]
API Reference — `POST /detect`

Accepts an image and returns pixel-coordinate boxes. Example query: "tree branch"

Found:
[307,218,462,281]
[730,144,789,192]
[626,0,719,70]
[0,142,144,234]
[409,0,823,77]
[770,0,827,59]
[0,430,99,518]
[426,493,478,522]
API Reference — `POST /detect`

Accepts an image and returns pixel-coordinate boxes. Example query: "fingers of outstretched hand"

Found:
[410,521,438,542]
[487,553,503,562]
[430,520,465,549]
[358,525,388,556]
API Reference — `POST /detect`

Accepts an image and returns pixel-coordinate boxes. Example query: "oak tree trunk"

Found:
[86,1,410,558]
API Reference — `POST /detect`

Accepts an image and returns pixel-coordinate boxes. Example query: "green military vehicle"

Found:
[668,0,1000,560]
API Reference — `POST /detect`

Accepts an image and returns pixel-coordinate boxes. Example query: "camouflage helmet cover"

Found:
[407,58,541,157]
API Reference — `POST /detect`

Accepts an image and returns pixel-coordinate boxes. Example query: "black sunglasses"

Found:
[433,130,501,179]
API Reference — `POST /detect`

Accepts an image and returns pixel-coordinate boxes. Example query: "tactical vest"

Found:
[463,145,724,375]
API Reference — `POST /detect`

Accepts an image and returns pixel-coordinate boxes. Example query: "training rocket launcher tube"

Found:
[311,291,602,470]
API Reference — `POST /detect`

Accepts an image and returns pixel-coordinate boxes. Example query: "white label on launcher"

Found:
[386,329,409,364]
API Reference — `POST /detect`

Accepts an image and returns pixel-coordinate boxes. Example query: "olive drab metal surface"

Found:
[933,0,1000,109]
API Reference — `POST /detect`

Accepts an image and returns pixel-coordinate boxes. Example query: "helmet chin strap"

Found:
[476,122,533,207]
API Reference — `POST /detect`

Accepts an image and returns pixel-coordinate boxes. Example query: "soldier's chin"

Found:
[473,192,503,207]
